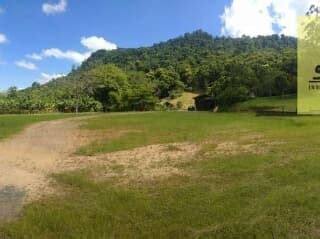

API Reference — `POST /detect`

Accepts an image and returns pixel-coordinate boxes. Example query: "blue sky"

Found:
[0,0,229,90]
[0,0,315,90]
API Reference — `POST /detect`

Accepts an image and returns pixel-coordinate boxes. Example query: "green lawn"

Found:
[3,112,320,238]
[233,95,297,112]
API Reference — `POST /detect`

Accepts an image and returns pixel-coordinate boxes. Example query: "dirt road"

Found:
[0,118,87,221]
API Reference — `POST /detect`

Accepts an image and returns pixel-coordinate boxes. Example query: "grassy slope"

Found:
[233,95,297,112]
[4,112,320,238]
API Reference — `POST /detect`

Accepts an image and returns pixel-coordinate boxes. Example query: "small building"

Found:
[193,95,215,111]
[163,101,174,110]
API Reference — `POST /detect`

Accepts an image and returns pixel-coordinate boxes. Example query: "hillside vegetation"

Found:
[0,31,297,113]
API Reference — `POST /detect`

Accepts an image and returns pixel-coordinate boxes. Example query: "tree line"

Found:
[0,30,297,113]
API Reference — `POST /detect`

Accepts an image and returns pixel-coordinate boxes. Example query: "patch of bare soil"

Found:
[71,143,201,183]
[67,134,280,185]
[55,133,281,187]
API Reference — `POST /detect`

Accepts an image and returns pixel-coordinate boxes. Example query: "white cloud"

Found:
[0,34,7,44]
[27,36,117,64]
[15,60,38,70]
[38,72,66,84]
[26,53,43,61]
[42,48,91,64]
[81,36,118,51]
[42,0,67,15]
[221,0,318,37]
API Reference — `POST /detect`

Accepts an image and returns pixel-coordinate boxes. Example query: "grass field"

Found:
[233,95,297,112]
[3,112,320,238]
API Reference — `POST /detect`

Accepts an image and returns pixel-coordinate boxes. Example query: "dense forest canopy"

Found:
[0,30,297,113]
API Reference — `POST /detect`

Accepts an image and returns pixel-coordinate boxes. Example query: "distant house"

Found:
[193,95,215,111]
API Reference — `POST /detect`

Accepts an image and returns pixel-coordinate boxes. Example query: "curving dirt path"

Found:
[0,117,89,221]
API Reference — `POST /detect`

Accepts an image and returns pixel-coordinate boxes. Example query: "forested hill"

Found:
[0,30,297,113]
[80,30,296,72]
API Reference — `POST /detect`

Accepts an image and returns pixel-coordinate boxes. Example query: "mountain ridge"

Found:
[78,30,296,73]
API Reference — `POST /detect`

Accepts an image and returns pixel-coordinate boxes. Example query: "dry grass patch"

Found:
[72,143,200,183]
[67,133,283,185]
[201,134,284,159]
